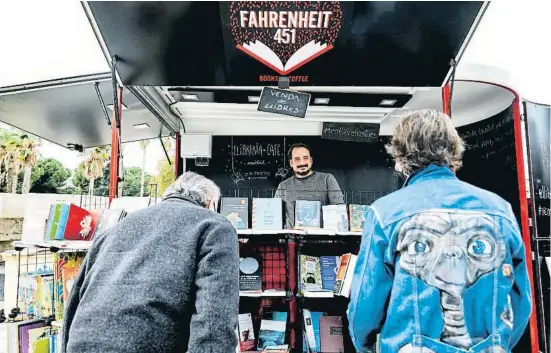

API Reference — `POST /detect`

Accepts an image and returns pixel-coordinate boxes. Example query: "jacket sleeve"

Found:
[327,174,345,204]
[504,215,533,348]
[187,219,240,353]
[347,207,392,353]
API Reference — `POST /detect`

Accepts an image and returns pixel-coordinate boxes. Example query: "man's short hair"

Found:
[162,171,221,206]
[288,142,312,161]
[386,109,465,176]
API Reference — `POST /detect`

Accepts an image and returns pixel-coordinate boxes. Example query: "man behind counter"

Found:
[274,143,345,227]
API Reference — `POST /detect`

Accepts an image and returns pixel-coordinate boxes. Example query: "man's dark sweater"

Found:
[62,196,239,353]
[274,171,345,227]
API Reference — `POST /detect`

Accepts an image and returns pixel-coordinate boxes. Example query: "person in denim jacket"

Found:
[347,109,532,353]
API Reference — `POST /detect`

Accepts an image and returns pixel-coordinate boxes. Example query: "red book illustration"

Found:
[57,204,100,241]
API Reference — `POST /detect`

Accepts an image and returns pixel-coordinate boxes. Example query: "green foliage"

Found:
[29,158,71,193]
[121,167,152,197]
[151,158,175,197]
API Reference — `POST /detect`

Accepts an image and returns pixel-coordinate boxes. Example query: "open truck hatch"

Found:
[85,1,485,87]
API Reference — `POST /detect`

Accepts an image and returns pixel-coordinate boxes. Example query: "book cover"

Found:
[54,203,70,240]
[257,311,288,351]
[221,197,249,229]
[333,253,358,298]
[322,205,349,231]
[320,256,340,291]
[59,204,98,241]
[319,316,344,353]
[349,204,370,232]
[238,313,256,351]
[303,310,324,352]
[46,204,62,240]
[300,255,323,292]
[294,201,321,229]
[54,252,86,321]
[252,198,283,230]
[239,256,262,292]
[44,204,56,241]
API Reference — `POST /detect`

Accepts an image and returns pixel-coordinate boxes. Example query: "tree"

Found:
[121,167,152,196]
[0,131,23,193]
[29,158,71,193]
[19,136,40,194]
[139,139,151,196]
[151,157,175,197]
[73,161,110,196]
[82,147,110,196]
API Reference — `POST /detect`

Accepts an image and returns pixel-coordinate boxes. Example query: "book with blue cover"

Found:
[295,200,321,229]
[221,197,249,229]
[320,256,340,291]
[322,205,349,231]
[252,198,283,229]
[257,311,288,351]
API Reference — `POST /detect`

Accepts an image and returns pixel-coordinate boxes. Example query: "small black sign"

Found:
[321,122,380,143]
[257,87,311,118]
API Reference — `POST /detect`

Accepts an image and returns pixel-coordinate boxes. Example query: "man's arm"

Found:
[503,214,533,348]
[327,174,345,204]
[188,218,240,353]
[347,207,393,353]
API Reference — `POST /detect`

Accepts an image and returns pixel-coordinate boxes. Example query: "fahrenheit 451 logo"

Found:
[228,1,343,76]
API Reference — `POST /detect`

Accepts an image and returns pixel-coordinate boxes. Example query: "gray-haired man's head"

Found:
[162,172,221,211]
[386,109,466,177]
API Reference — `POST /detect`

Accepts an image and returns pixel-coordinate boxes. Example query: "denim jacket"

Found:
[347,165,532,353]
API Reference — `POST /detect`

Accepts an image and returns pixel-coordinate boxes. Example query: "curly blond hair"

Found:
[386,109,465,176]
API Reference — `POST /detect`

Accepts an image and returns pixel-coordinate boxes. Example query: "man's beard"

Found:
[294,165,311,177]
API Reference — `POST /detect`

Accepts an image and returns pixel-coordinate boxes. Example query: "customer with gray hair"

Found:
[62,172,240,353]
[348,109,532,353]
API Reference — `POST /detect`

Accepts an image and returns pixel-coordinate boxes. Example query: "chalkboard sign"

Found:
[525,101,551,239]
[322,122,380,143]
[257,87,311,118]
[186,135,399,202]
[457,105,521,224]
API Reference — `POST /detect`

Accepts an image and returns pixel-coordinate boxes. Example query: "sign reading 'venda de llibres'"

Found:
[257,87,311,118]
[227,1,343,76]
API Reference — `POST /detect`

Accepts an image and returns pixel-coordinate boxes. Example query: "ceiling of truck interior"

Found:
[0,1,546,146]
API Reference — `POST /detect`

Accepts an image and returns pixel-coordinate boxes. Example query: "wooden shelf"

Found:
[239,290,288,298]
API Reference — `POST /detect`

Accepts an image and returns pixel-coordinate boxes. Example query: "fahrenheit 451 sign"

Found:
[225,1,343,76]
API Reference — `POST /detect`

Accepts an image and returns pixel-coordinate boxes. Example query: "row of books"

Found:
[43,202,127,242]
[221,197,370,231]
[300,254,358,298]
[302,310,345,353]
[4,319,60,353]
[237,311,289,352]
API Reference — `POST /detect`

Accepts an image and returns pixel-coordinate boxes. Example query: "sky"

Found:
[0,0,549,174]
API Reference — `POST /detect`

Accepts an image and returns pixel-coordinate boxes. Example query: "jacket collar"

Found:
[403,164,456,188]
[163,194,203,207]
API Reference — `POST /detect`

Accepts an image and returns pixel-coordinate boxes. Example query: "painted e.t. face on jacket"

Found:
[396,212,508,353]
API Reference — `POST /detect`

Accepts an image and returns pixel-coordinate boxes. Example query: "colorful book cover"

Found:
[221,197,249,229]
[27,326,50,353]
[303,309,324,352]
[238,313,256,351]
[320,256,340,291]
[47,204,63,240]
[322,205,349,231]
[59,204,98,241]
[54,203,70,240]
[252,198,283,229]
[349,204,370,232]
[44,204,56,241]
[257,311,288,351]
[239,256,262,292]
[300,255,323,292]
[18,321,47,353]
[319,316,344,353]
[295,200,321,229]
[54,252,86,321]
